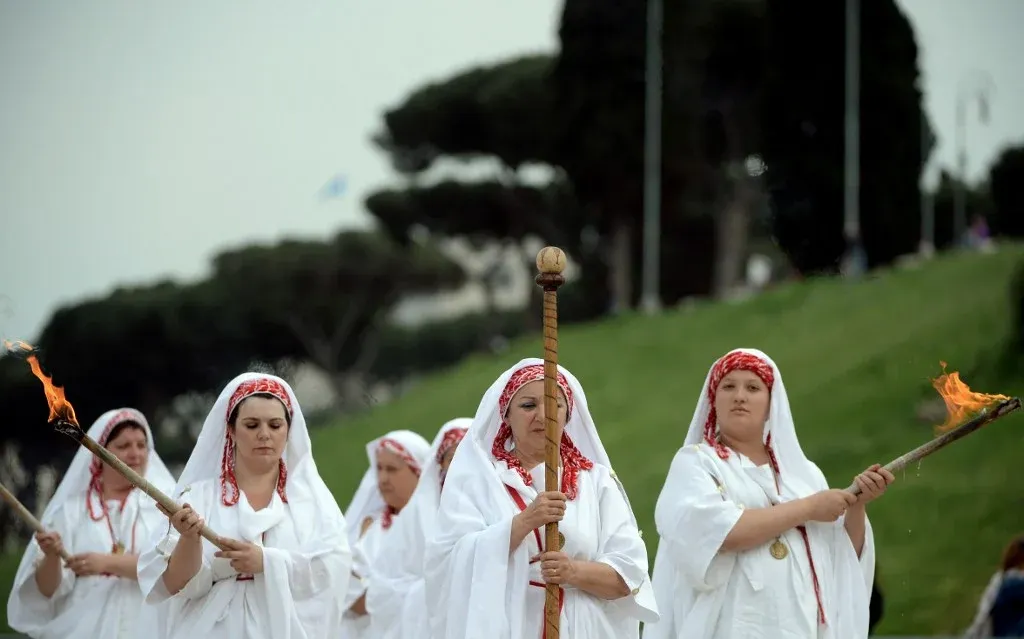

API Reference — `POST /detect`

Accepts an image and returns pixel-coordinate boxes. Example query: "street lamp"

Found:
[953,70,995,245]
[841,0,863,278]
[640,0,663,313]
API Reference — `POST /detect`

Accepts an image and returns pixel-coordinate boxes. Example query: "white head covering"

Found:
[379,418,472,561]
[171,372,342,539]
[342,429,431,546]
[426,357,652,639]
[681,347,822,497]
[364,418,472,636]
[9,408,175,633]
[15,407,173,564]
[646,347,874,639]
[463,357,617,471]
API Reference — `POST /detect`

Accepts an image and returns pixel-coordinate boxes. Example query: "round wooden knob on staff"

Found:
[535,246,567,639]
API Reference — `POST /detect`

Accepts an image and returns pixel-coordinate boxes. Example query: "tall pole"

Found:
[953,97,967,247]
[842,0,862,278]
[953,71,995,247]
[920,107,935,256]
[640,0,663,314]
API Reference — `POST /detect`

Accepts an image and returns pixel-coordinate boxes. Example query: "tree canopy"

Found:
[365,0,931,309]
[988,144,1024,238]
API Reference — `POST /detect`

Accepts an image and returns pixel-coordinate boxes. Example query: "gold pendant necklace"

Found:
[769,537,789,560]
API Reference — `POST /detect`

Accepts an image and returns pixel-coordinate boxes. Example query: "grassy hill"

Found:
[0,246,1020,635]
[312,245,1023,636]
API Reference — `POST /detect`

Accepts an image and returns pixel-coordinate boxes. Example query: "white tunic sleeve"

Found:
[654,446,744,590]
[263,545,344,602]
[7,503,78,633]
[137,485,216,604]
[591,468,659,623]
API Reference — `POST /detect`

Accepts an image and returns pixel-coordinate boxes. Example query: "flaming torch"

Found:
[3,341,230,550]
[845,362,1021,495]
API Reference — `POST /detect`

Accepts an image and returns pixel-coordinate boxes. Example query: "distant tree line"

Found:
[5,0,1024,545]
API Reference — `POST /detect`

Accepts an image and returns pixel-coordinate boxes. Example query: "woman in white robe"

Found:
[365,417,472,639]
[340,429,431,638]
[8,407,175,639]
[136,373,351,639]
[425,358,659,639]
[645,348,895,639]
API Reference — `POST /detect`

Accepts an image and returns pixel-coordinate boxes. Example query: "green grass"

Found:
[311,245,1024,636]
[1,246,1020,635]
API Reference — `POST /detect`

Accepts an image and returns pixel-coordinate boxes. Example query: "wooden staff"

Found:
[535,246,567,639]
[845,397,1021,495]
[0,482,71,561]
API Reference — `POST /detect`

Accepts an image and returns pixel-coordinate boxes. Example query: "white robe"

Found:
[137,478,350,639]
[364,418,473,639]
[340,516,392,638]
[8,490,165,639]
[646,443,875,639]
[426,461,658,639]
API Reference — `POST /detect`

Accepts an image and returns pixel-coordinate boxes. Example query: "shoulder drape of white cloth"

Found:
[424,358,659,639]
[366,418,472,639]
[135,373,351,639]
[7,408,176,639]
[644,348,875,639]
[340,429,430,639]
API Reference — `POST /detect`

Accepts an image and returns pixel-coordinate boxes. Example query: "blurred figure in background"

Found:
[964,534,1024,638]
[340,429,429,638]
[8,408,175,639]
[365,418,471,639]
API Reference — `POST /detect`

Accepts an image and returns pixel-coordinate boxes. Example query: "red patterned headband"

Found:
[377,438,422,477]
[226,377,293,421]
[497,364,574,421]
[703,351,776,458]
[435,427,468,466]
[90,409,148,478]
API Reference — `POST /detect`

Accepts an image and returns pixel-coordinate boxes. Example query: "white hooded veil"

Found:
[8,408,175,638]
[424,357,658,639]
[645,348,875,639]
[365,418,472,638]
[136,372,351,639]
[341,429,432,547]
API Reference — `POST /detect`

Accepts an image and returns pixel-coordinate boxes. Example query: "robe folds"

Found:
[646,443,875,639]
[137,478,351,639]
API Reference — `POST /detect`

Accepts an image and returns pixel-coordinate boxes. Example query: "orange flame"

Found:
[3,340,79,427]
[931,361,1010,432]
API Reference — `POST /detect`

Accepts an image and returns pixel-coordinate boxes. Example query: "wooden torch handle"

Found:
[535,246,567,639]
[845,397,1021,495]
[77,432,230,550]
[0,482,72,561]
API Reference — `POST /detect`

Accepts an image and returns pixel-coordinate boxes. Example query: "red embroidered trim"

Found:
[88,409,145,486]
[435,428,468,466]
[220,377,292,507]
[220,427,288,506]
[87,410,145,522]
[376,437,423,529]
[497,365,574,421]
[703,351,776,460]
[764,429,827,626]
[226,378,293,421]
[491,364,591,501]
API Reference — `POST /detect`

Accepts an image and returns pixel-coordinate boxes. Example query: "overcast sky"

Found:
[1,0,1021,342]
